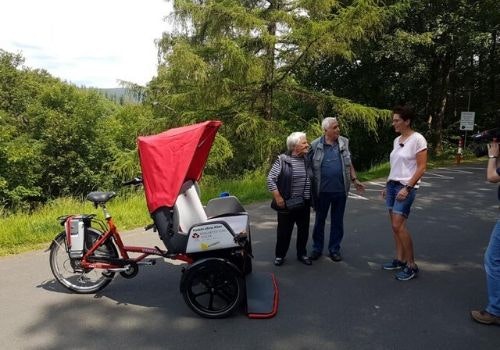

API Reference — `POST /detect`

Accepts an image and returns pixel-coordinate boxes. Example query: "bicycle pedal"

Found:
[137,259,156,266]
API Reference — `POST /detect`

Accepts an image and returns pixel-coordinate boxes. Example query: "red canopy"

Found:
[138,120,222,213]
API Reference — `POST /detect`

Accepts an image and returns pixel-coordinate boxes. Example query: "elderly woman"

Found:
[267,132,312,266]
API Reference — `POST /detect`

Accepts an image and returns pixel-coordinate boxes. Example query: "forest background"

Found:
[0,0,499,253]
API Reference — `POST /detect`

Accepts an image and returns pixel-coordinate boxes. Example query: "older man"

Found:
[308,117,364,262]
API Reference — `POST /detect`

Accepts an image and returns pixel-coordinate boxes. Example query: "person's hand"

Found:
[396,187,410,201]
[381,188,386,200]
[353,179,365,193]
[273,193,285,208]
[487,141,499,158]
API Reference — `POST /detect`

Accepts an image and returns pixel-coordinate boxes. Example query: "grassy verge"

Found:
[0,156,483,257]
[0,194,152,256]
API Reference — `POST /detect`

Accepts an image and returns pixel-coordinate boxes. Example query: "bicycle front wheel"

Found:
[49,229,117,294]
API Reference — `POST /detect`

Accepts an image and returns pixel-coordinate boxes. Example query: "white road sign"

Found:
[460,111,475,131]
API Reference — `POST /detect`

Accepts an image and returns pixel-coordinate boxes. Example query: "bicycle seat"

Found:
[86,191,116,205]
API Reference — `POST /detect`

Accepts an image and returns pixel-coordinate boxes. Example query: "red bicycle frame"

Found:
[79,215,193,270]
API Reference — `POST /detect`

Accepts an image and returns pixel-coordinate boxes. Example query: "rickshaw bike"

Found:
[49,121,278,318]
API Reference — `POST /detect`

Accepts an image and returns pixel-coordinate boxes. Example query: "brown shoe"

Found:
[470,310,500,325]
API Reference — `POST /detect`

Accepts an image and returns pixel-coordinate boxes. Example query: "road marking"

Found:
[423,173,454,179]
[348,192,369,200]
[368,181,386,187]
[348,164,485,199]
[456,167,485,170]
[432,168,474,174]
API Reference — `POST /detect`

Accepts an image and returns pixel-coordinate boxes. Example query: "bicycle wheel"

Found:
[49,229,117,294]
[181,259,244,318]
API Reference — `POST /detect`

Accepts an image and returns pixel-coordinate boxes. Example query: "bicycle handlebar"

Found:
[122,177,143,186]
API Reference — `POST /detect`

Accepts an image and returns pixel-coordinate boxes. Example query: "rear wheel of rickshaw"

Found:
[49,229,118,294]
[181,259,244,318]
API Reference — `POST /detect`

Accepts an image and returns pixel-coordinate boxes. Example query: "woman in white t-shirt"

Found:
[381,105,427,281]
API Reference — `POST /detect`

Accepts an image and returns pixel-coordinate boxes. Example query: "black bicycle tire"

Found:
[49,229,117,294]
[181,260,244,318]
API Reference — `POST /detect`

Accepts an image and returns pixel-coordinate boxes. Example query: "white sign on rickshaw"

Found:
[460,111,475,131]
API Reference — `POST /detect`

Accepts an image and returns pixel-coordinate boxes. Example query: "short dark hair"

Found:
[392,105,415,122]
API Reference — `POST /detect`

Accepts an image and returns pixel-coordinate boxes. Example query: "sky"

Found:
[0,0,171,88]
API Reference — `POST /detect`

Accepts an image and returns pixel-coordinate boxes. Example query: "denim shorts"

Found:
[385,180,417,218]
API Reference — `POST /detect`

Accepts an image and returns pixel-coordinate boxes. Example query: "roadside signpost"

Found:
[459,111,475,151]
[460,111,475,131]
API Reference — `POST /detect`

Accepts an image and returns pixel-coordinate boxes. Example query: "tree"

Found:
[301,0,500,155]
[32,84,118,197]
[147,0,394,173]
[0,50,49,208]
[0,50,125,210]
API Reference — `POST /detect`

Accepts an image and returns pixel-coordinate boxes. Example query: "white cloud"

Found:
[0,0,171,88]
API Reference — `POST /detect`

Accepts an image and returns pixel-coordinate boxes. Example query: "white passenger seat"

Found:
[174,180,207,233]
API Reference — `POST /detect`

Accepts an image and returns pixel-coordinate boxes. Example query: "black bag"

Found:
[270,196,305,211]
[285,196,305,211]
[270,198,282,211]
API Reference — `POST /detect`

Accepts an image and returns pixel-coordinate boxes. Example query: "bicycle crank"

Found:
[105,261,139,279]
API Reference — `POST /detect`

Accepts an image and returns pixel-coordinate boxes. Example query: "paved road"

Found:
[1,164,500,349]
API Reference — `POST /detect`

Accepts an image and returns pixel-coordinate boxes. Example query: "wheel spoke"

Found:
[192,290,210,298]
[50,231,115,293]
[214,290,232,303]
[208,292,215,310]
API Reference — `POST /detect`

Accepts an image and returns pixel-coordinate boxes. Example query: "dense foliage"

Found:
[300,0,500,154]
[0,51,148,210]
[1,0,498,213]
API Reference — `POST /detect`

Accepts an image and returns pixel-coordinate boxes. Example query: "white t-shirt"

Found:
[388,132,427,188]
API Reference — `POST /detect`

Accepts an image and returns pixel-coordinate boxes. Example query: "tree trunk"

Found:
[262,1,277,120]
[489,30,497,104]
[430,52,452,156]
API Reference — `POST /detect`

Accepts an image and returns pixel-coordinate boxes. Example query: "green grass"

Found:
[356,162,391,182]
[0,155,483,257]
[0,194,152,256]
[200,170,270,204]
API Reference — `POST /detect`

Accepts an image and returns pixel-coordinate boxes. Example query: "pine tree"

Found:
[147,0,396,172]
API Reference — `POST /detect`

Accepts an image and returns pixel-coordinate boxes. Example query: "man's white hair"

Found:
[321,117,338,130]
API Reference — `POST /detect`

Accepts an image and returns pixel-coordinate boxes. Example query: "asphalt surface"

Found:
[1,163,500,350]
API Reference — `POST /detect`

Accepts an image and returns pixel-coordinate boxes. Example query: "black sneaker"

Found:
[329,252,342,262]
[297,255,312,265]
[274,257,284,266]
[395,264,419,281]
[382,259,406,270]
[309,251,322,260]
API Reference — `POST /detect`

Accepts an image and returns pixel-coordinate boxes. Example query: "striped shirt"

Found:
[267,155,311,199]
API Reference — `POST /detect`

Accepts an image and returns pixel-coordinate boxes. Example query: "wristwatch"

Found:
[405,185,413,191]
[489,155,498,158]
